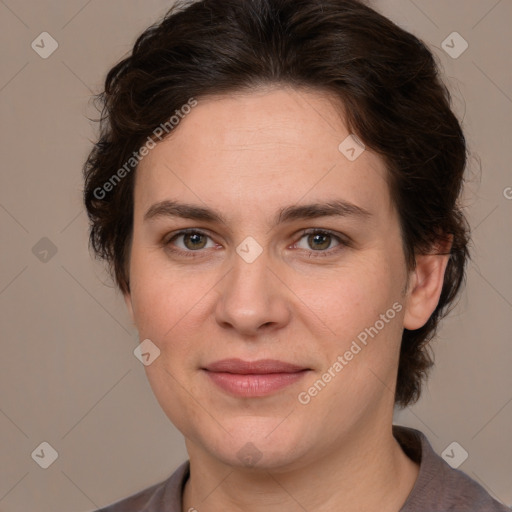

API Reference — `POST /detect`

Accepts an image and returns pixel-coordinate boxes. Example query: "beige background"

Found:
[0,0,510,510]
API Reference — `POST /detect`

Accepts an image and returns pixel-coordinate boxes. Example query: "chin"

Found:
[214,442,308,472]
[194,416,314,471]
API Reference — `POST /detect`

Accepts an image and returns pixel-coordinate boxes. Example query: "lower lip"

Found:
[204,370,308,397]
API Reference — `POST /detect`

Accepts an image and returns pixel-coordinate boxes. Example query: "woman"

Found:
[83,0,508,510]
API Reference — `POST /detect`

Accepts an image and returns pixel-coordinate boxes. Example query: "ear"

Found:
[403,238,452,330]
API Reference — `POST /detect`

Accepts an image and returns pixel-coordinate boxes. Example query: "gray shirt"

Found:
[96,426,509,511]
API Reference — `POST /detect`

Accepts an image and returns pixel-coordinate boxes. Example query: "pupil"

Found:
[309,233,330,250]
[185,233,206,250]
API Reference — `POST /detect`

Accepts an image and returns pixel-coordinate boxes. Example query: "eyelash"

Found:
[162,228,349,259]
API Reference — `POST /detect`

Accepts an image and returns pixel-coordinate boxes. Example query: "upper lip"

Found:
[203,358,309,374]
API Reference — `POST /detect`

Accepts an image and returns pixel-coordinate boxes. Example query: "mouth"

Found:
[202,358,311,397]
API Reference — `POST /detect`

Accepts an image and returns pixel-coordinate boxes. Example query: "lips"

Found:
[204,358,307,374]
[202,358,310,397]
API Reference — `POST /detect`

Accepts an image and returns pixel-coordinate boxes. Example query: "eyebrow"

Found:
[143,199,372,226]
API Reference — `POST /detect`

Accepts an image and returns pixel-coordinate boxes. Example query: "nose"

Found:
[214,249,291,337]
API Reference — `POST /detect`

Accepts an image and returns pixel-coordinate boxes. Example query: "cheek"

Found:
[128,252,220,371]
[292,259,399,336]
[131,274,198,340]
[128,245,183,336]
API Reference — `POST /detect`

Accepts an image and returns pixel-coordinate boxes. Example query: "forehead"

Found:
[134,86,393,222]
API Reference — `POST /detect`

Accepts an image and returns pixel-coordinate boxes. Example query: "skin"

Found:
[124,86,450,512]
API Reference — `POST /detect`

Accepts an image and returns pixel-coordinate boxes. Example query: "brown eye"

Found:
[293,229,347,257]
[307,232,332,250]
[182,232,208,250]
[165,230,216,254]
[296,231,340,251]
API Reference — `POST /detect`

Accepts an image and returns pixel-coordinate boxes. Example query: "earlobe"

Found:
[403,248,451,331]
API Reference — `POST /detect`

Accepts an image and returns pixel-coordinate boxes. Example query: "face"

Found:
[125,86,417,471]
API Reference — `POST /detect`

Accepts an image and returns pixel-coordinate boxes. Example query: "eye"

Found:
[163,228,348,259]
[293,229,345,255]
[165,229,217,255]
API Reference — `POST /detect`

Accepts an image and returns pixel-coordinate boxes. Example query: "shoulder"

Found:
[394,426,509,512]
[94,460,190,512]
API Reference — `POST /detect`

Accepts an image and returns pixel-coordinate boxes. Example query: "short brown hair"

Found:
[83,0,470,407]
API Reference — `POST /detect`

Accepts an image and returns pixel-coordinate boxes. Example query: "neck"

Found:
[182,421,419,512]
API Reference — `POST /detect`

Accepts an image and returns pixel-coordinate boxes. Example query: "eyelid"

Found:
[292,228,349,254]
[162,227,350,257]
[163,228,218,256]
[163,227,215,245]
